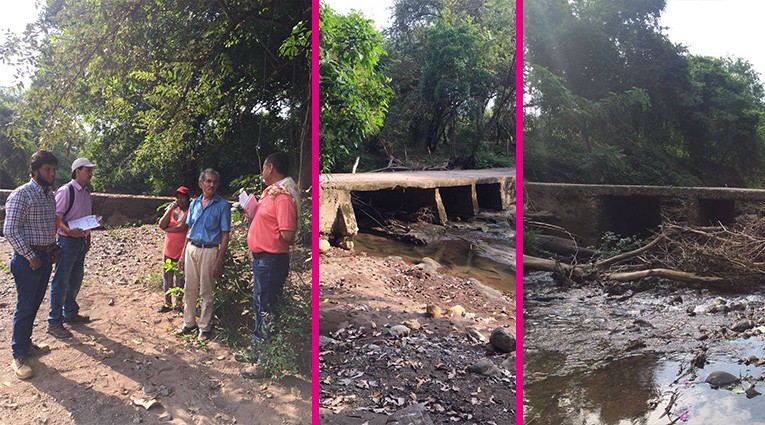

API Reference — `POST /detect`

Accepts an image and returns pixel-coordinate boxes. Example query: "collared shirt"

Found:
[3,179,57,261]
[55,180,93,237]
[186,194,231,245]
[247,182,298,254]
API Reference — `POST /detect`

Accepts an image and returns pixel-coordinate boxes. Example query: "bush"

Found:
[213,216,312,379]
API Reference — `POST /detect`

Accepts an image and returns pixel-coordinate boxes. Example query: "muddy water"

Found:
[352,213,515,294]
[525,271,765,424]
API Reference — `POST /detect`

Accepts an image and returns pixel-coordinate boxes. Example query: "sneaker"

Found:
[176,325,198,336]
[63,313,90,324]
[158,304,173,313]
[11,358,33,380]
[240,364,269,380]
[197,330,212,342]
[28,343,51,357]
[47,324,73,339]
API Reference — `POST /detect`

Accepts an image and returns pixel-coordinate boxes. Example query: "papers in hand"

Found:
[67,215,101,231]
[238,191,254,208]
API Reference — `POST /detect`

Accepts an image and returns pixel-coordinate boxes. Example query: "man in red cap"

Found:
[157,186,191,312]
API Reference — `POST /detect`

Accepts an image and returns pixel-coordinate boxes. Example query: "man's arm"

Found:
[3,192,39,268]
[213,231,230,278]
[275,196,298,246]
[54,189,84,237]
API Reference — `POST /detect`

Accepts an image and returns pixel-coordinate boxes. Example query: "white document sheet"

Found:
[67,215,101,231]
[238,191,254,208]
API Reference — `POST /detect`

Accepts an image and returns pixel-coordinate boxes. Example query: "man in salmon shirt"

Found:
[158,186,190,312]
[240,152,299,379]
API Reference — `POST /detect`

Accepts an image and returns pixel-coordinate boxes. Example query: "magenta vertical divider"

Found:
[311,0,320,423]
[515,0,524,424]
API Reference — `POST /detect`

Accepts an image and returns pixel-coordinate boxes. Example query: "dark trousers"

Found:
[48,236,86,325]
[11,250,53,359]
[251,253,290,345]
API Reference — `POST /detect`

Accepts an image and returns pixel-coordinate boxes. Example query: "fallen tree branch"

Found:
[523,255,585,278]
[594,235,665,270]
[607,268,724,283]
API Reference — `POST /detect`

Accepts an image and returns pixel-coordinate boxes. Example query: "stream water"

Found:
[352,211,515,294]
[525,271,765,424]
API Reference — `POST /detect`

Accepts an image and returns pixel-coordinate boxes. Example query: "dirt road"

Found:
[0,226,310,425]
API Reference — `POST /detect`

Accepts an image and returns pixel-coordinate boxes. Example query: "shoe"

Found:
[176,325,198,336]
[240,364,269,380]
[28,343,51,357]
[197,330,212,342]
[11,358,33,380]
[63,313,90,324]
[47,324,73,339]
[158,304,173,313]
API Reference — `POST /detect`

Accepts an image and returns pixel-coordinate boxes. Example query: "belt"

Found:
[252,251,287,259]
[30,244,57,253]
[190,241,219,249]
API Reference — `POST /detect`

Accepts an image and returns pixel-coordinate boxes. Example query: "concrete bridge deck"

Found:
[526,182,765,244]
[319,168,516,243]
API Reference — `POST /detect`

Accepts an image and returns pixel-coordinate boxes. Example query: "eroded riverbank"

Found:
[319,215,516,424]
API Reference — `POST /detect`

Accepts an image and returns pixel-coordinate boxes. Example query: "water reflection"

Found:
[526,349,765,425]
[354,232,514,293]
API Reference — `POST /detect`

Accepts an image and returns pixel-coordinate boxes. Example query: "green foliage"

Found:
[597,231,646,259]
[209,224,311,379]
[523,227,541,256]
[473,145,515,169]
[380,0,516,167]
[4,0,311,194]
[145,272,164,291]
[319,5,394,172]
[525,0,765,187]
[251,280,311,379]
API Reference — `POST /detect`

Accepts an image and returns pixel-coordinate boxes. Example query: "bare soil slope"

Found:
[319,248,515,424]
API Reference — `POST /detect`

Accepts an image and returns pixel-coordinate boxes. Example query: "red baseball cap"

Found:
[173,186,190,196]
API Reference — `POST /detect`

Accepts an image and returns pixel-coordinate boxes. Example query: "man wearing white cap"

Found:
[47,157,98,339]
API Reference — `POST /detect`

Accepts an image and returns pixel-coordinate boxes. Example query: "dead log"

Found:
[594,235,664,269]
[523,255,585,278]
[537,235,597,260]
[607,268,723,283]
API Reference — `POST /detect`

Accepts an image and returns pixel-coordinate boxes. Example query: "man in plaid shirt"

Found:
[3,151,59,380]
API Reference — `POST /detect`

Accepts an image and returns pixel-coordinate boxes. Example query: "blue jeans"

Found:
[252,253,290,345]
[48,236,87,325]
[11,250,53,359]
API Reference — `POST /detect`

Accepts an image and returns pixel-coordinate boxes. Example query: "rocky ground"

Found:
[319,247,516,424]
[0,225,310,425]
[524,271,765,424]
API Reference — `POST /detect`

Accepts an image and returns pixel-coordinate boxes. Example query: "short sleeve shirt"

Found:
[247,192,298,254]
[55,180,93,237]
[185,194,231,245]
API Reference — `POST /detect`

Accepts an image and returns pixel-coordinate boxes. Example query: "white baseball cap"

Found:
[71,158,98,172]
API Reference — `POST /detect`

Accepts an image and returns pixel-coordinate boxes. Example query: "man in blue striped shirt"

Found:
[3,151,59,380]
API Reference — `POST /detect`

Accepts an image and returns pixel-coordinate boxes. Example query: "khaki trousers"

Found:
[183,244,218,332]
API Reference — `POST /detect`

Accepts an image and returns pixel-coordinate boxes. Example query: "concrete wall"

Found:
[1,189,174,230]
[525,182,765,244]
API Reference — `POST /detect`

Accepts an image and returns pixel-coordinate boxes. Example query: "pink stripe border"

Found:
[311,0,320,423]
[515,0,524,424]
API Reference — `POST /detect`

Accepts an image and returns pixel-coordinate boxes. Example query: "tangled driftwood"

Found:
[525,219,765,284]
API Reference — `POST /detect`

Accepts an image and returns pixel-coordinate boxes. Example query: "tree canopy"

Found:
[319,0,515,172]
[525,0,765,187]
[2,0,311,194]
